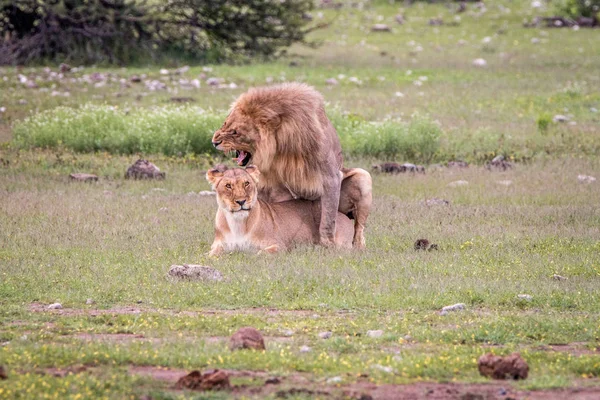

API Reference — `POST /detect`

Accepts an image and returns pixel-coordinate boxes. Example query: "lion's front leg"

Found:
[208,240,224,257]
[319,170,342,247]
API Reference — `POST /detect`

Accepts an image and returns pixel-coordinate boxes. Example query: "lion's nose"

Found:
[212,140,222,148]
[236,199,246,206]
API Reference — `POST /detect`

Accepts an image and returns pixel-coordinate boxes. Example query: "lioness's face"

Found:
[212,111,260,167]
[206,166,260,213]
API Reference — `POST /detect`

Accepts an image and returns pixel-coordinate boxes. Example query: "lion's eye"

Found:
[225,183,232,189]
[244,181,250,187]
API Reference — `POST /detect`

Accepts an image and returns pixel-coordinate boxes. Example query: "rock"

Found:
[159,69,170,75]
[168,264,223,282]
[47,303,63,310]
[403,334,413,342]
[86,299,94,305]
[372,162,424,174]
[487,155,513,171]
[130,75,142,83]
[395,14,405,24]
[552,274,567,281]
[175,369,230,390]
[125,159,165,180]
[300,345,312,353]
[18,99,28,105]
[447,180,469,187]
[553,114,569,123]
[206,77,220,86]
[281,329,294,337]
[414,239,430,250]
[371,24,391,32]
[59,63,72,73]
[473,58,487,67]
[424,198,450,206]
[517,294,533,301]
[265,377,281,385]
[325,78,338,85]
[578,175,596,184]
[497,180,513,186]
[229,327,265,351]
[429,18,444,26]
[447,160,469,169]
[478,353,529,380]
[327,376,343,384]
[69,173,98,182]
[441,303,466,312]
[366,330,384,338]
[371,364,395,373]
[198,191,216,196]
[318,331,333,339]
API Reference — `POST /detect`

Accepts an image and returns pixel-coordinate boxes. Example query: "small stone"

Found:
[168,264,223,282]
[325,78,338,85]
[229,327,265,351]
[552,274,567,281]
[553,114,569,123]
[159,69,170,75]
[59,63,72,73]
[69,173,98,182]
[403,335,413,342]
[86,299,94,305]
[371,364,395,373]
[318,331,332,339]
[395,14,405,24]
[447,180,469,187]
[497,180,513,186]
[447,160,469,169]
[366,330,384,338]
[371,24,391,32]
[517,294,533,301]
[18,99,28,105]
[198,191,216,196]
[327,376,343,384]
[577,175,596,184]
[125,159,165,180]
[47,303,63,310]
[424,198,450,206]
[175,369,230,390]
[281,329,294,337]
[130,75,141,83]
[441,303,466,312]
[478,353,528,380]
[473,58,487,67]
[265,377,281,385]
[206,77,220,86]
[300,345,312,353]
[429,18,443,26]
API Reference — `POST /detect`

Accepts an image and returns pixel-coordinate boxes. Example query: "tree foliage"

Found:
[0,0,314,65]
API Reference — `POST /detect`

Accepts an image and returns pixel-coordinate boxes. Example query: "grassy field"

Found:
[1,0,600,399]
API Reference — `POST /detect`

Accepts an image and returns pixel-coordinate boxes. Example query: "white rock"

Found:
[418,76,428,82]
[47,303,63,310]
[299,345,312,353]
[552,274,568,281]
[371,364,395,373]
[86,298,94,305]
[517,294,533,301]
[206,77,220,86]
[371,24,391,32]
[281,329,294,337]
[327,376,342,384]
[394,92,405,97]
[168,264,223,281]
[481,36,492,44]
[367,330,384,338]
[590,107,598,113]
[577,175,596,184]
[531,0,543,8]
[531,38,540,44]
[473,58,487,67]
[0,107,5,113]
[497,180,513,186]
[318,331,332,339]
[159,69,170,75]
[325,78,338,85]
[441,303,466,312]
[553,114,569,122]
[198,190,216,196]
[447,180,469,187]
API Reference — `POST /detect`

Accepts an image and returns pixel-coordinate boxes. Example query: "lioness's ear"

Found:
[245,165,260,183]
[206,165,227,186]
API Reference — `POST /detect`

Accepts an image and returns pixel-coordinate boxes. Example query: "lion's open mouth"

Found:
[233,150,252,167]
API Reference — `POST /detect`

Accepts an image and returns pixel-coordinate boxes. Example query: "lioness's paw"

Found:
[258,244,279,255]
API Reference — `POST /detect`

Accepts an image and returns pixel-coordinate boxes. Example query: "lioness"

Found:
[211,83,372,249]
[206,165,354,256]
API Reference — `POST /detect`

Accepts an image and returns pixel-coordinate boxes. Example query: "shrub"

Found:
[13,105,442,162]
[0,0,314,65]
[555,0,600,18]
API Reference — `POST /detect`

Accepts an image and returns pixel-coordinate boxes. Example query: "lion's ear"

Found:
[206,165,227,186]
[245,165,260,183]
[259,109,281,130]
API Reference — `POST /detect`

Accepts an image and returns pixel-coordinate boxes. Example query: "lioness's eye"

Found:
[225,183,232,189]
[244,181,250,187]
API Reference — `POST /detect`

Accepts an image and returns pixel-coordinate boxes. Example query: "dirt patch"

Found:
[538,342,600,356]
[39,365,89,378]
[29,302,148,316]
[74,333,146,342]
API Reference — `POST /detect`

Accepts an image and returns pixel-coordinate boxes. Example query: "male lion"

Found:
[206,165,353,256]
[211,83,372,248]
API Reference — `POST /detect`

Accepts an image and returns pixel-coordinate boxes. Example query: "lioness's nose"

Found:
[212,140,222,148]
[236,199,246,206]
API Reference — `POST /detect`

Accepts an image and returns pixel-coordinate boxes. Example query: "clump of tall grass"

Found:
[13,104,443,162]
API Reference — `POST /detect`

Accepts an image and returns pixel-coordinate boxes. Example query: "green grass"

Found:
[1,0,600,398]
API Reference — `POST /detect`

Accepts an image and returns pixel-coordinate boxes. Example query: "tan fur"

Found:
[206,166,353,256]
[211,83,371,248]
